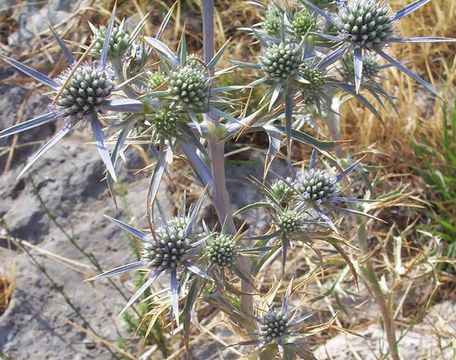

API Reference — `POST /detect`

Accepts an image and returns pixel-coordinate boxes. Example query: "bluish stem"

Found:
[202,0,253,317]
[327,95,344,158]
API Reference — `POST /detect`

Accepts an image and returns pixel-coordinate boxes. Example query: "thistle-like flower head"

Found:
[260,42,301,80]
[269,178,295,207]
[227,280,316,357]
[142,216,191,271]
[168,62,211,111]
[292,9,315,38]
[262,4,283,35]
[148,71,167,90]
[259,309,290,343]
[90,23,131,59]
[150,109,181,138]
[294,169,341,204]
[302,0,455,93]
[206,234,237,268]
[299,62,326,96]
[275,208,306,235]
[55,63,114,117]
[88,192,209,323]
[337,0,393,48]
[0,10,135,182]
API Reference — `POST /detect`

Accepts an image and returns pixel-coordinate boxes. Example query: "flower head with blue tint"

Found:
[198,220,260,289]
[240,175,339,274]
[293,56,389,116]
[89,19,131,60]
[237,37,308,111]
[87,193,211,325]
[0,8,144,181]
[291,8,317,38]
[292,149,381,233]
[227,279,317,359]
[143,33,243,130]
[54,63,114,117]
[262,3,284,36]
[302,0,456,93]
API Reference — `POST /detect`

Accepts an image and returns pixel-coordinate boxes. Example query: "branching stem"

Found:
[202,0,253,317]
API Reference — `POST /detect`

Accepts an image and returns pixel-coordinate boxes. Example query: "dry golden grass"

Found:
[0,247,15,316]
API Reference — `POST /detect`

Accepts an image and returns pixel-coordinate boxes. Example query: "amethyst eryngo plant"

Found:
[0,0,454,358]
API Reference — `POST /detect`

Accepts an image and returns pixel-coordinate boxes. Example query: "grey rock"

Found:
[7,0,91,48]
[0,85,54,170]
[313,300,456,360]
[0,127,173,359]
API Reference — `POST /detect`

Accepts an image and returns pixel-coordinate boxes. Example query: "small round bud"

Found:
[150,109,181,138]
[90,25,130,59]
[148,71,167,90]
[262,5,283,35]
[276,209,304,235]
[292,10,315,38]
[269,178,295,206]
[299,63,326,95]
[206,234,237,268]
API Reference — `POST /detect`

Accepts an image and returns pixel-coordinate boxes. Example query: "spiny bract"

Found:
[260,43,300,80]
[55,63,114,117]
[294,169,341,203]
[206,234,237,268]
[259,310,290,342]
[91,25,130,59]
[141,217,191,271]
[128,43,153,75]
[340,55,380,80]
[168,63,211,111]
[338,0,394,47]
